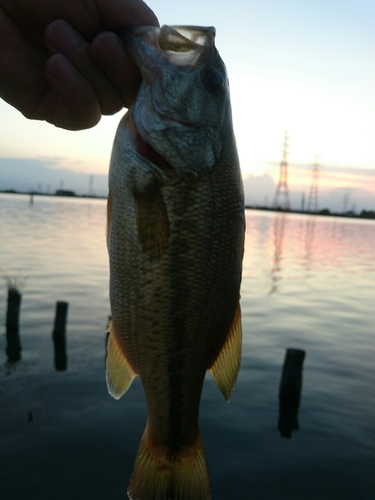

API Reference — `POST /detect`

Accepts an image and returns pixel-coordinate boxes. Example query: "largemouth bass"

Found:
[106,25,244,500]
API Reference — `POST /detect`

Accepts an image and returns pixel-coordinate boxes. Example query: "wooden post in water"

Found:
[5,288,22,362]
[278,348,306,438]
[52,301,68,371]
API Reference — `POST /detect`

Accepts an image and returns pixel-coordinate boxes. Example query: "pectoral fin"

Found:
[134,183,170,259]
[209,302,242,402]
[106,320,137,399]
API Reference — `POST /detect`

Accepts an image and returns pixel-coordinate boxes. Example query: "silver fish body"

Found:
[106,25,244,500]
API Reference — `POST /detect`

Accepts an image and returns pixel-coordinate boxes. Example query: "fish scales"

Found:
[106,25,244,500]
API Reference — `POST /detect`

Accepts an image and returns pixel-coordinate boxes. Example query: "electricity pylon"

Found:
[272,132,291,210]
[88,175,94,196]
[307,158,319,213]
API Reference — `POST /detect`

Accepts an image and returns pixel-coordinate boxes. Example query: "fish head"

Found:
[124,25,231,180]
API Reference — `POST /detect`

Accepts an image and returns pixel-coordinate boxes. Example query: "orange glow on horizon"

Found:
[269,165,375,195]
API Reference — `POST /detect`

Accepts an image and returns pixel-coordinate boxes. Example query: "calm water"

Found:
[0,193,374,499]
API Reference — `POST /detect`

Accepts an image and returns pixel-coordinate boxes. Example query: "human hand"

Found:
[0,0,158,130]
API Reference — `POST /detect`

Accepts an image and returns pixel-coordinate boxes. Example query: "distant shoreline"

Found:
[0,189,107,200]
[1,189,374,220]
[244,205,375,220]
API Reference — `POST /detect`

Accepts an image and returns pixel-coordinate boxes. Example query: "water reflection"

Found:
[1,199,375,499]
[269,215,287,295]
[278,348,306,438]
[304,218,315,275]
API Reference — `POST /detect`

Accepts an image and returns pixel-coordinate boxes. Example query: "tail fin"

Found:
[128,425,210,500]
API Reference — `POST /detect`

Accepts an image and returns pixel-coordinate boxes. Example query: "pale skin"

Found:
[0,0,158,130]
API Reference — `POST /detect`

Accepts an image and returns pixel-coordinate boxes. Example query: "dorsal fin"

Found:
[209,302,242,401]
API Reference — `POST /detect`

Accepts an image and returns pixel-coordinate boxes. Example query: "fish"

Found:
[106,25,245,500]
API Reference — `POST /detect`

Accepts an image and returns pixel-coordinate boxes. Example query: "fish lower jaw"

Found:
[135,130,175,174]
[134,130,198,182]
[154,108,200,131]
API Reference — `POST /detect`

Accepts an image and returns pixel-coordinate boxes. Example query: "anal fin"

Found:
[209,302,242,402]
[106,320,137,399]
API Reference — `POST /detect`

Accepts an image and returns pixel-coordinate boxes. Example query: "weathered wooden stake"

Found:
[278,348,306,438]
[5,289,22,362]
[52,301,68,371]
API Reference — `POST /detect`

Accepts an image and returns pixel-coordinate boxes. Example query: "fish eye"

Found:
[202,68,225,94]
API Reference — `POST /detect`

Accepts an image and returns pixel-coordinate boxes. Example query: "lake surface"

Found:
[0,193,374,500]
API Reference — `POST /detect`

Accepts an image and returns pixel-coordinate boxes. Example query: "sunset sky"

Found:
[1,0,374,210]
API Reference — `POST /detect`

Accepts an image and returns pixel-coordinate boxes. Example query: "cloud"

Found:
[319,186,375,213]
[243,170,374,212]
[243,173,275,206]
[1,157,373,212]
[0,157,108,196]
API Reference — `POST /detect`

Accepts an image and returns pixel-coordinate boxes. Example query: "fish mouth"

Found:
[123,25,216,70]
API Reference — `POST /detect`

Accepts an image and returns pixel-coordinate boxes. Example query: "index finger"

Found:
[96,0,159,31]
[91,32,140,109]
[91,0,159,109]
